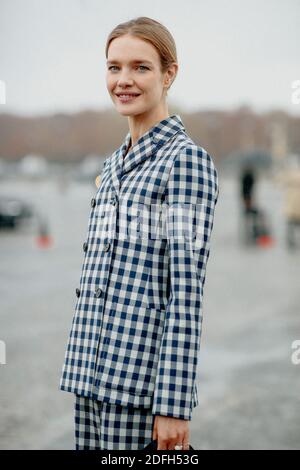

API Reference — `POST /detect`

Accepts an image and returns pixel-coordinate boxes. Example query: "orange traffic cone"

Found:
[256,234,275,248]
[36,215,53,248]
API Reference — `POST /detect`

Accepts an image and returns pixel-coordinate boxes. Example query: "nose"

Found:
[117,69,134,87]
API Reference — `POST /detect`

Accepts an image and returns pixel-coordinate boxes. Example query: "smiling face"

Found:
[106,34,176,117]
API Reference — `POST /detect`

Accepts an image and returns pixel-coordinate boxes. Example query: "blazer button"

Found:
[103,242,110,252]
[76,288,80,298]
[94,287,102,298]
[91,198,96,208]
[83,242,88,252]
[110,195,118,206]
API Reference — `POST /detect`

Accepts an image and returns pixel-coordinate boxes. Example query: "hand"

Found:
[152,415,190,450]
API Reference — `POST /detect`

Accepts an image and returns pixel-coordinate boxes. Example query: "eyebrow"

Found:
[106,59,153,65]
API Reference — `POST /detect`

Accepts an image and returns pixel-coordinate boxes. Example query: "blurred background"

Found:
[0,0,300,450]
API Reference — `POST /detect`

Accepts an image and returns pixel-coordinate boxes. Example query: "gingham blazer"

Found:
[59,114,219,420]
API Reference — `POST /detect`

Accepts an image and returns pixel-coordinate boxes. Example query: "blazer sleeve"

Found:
[151,144,219,420]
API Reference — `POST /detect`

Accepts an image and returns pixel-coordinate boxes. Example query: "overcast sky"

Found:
[0,0,299,117]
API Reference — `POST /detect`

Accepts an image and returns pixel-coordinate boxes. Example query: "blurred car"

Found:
[0,196,33,228]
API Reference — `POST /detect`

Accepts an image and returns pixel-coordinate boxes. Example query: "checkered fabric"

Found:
[74,394,155,450]
[59,114,219,421]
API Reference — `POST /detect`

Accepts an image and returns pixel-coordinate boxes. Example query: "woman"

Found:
[59,16,219,450]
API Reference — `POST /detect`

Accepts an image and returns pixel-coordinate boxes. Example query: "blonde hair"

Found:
[105,16,178,95]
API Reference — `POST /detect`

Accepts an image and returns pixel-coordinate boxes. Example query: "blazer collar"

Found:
[109,114,185,194]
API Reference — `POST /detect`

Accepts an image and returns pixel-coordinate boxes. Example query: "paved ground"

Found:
[0,174,299,449]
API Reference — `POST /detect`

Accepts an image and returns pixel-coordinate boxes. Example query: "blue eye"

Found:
[108,65,149,71]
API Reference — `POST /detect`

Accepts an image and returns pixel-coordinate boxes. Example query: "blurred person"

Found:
[240,165,256,213]
[59,16,219,450]
[239,165,259,243]
[274,154,300,249]
[239,165,274,247]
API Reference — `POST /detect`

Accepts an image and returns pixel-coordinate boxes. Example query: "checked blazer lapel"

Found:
[108,133,131,194]
[109,114,186,195]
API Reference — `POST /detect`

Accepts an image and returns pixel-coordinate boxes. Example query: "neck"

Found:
[127,105,170,147]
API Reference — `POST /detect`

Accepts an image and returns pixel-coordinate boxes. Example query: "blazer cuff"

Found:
[152,398,193,421]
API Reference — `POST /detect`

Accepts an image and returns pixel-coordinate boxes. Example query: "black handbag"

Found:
[143,439,195,451]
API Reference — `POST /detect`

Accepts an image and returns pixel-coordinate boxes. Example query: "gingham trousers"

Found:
[74,394,155,450]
